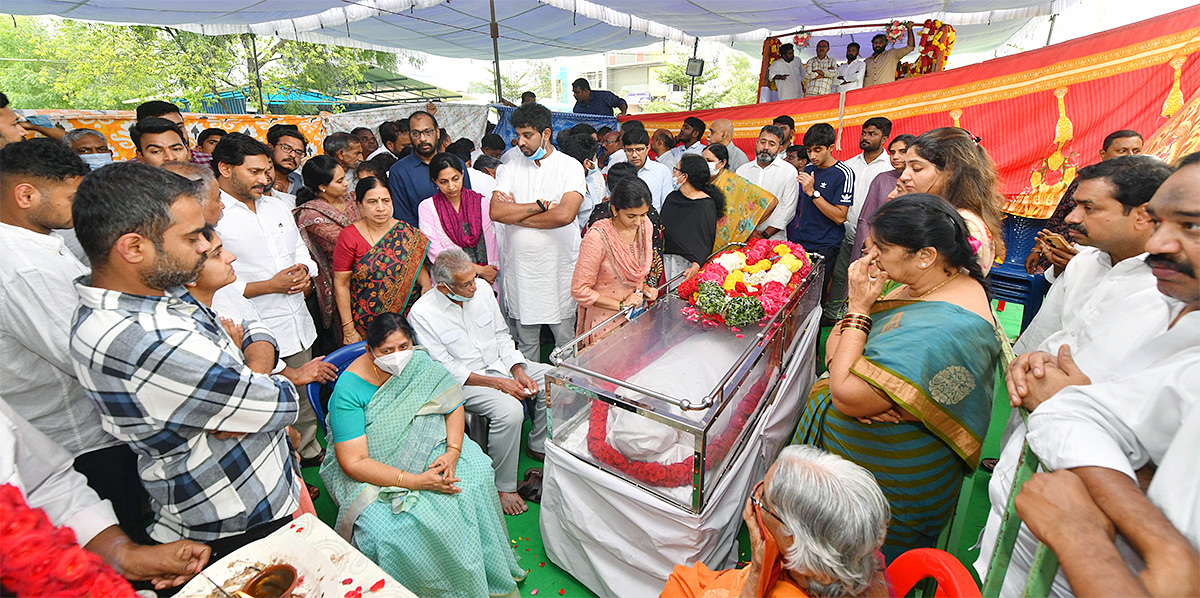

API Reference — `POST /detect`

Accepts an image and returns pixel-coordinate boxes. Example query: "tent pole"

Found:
[250,34,266,113]
[1045,14,1058,47]
[490,0,502,103]
[687,38,698,111]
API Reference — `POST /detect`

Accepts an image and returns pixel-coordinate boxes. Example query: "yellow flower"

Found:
[723,270,744,290]
[774,245,791,256]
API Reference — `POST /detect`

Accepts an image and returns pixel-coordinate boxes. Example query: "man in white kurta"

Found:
[979,154,1200,596]
[836,43,866,93]
[490,103,586,362]
[736,125,797,241]
[1013,155,1172,354]
[767,44,805,101]
[409,251,551,515]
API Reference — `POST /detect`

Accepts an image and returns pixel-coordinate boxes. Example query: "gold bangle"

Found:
[341,321,356,329]
[396,471,405,487]
[446,443,462,452]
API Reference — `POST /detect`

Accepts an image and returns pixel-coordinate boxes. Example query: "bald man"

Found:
[708,119,750,171]
[652,128,678,169]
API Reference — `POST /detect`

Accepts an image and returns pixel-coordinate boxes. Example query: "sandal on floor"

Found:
[306,482,321,501]
[516,468,543,503]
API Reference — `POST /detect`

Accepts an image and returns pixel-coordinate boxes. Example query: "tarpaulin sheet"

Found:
[491,105,619,148]
[627,7,1200,218]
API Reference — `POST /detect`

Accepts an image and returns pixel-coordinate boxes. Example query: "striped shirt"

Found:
[69,279,299,542]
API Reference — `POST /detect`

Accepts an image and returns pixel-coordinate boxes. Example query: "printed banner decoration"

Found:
[491,105,619,148]
[630,7,1200,219]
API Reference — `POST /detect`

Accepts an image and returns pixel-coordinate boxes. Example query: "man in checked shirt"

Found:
[68,162,301,562]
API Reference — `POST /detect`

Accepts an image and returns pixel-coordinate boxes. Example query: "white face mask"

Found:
[373,348,414,377]
[708,162,721,176]
[80,153,113,169]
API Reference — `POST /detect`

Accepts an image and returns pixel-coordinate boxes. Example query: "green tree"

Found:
[644,50,759,112]
[0,16,410,112]
[468,61,552,103]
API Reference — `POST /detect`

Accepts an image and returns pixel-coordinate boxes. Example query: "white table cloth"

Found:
[539,306,821,598]
[176,513,417,598]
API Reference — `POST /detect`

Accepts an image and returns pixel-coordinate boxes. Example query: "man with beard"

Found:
[387,110,472,226]
[351,127,379,157]
[489,103,585,364]
[212,133,324,467]
[69,162,301,561]
[836,42,866,92]
[767,43,805,101]
[659,117,706,171]
[863,25,915,87]
[986,154,1198,597]
[267,124,307,195]
[1013,155,1172,353]
[0,139,152,543]
[736,125,798,240]
[130,118,191,168]
[825,117,894,319]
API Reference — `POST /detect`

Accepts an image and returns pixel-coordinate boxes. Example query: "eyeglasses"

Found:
[411,128,438,139]
[751,480,783,523]
[276,144,305,156]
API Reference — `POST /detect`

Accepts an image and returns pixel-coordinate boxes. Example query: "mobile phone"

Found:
[1042,233,1070,251]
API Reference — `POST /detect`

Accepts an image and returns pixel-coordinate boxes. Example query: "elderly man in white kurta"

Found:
[489,103,586,361]
[409,249,552,516]
[978,154,1200,597]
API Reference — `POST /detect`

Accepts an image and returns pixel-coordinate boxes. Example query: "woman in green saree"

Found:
[793,193,1003,560]
[320,313,524,598]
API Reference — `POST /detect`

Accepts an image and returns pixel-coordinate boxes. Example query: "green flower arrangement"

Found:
[723,296,766,328]
[696,282,728,315]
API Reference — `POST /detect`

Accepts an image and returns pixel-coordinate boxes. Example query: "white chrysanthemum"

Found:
[713,252,747,273]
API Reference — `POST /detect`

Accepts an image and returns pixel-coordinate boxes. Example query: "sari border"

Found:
[351,222,429,331]
[851,356,982,468]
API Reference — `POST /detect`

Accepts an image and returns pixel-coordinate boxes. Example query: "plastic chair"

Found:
[887,548,982,598]
[304,341,366,434]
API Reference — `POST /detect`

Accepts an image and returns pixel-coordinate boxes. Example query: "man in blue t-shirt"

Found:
[787,123,855,312]
[571,78,628,116]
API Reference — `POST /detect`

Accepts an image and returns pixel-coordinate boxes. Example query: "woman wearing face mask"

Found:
[571,178,659,345]
[662,153,727,279]
[792,194,1003,560]
[295,155,360,348]
[320,313,525,598]
[897,127,1006,273]
[333,177,431,345]
[417,153,498,285]
[704,143,778,252]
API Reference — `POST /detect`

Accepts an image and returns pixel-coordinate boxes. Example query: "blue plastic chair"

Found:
[986,215,1051,333]
[305,341,366,434]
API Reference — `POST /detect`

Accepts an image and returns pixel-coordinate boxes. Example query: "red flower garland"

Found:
[0,484,136,597]
[585,376,772,488]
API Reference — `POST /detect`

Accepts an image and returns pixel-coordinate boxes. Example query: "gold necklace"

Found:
[363,220,389,245]
[910,271,960,300]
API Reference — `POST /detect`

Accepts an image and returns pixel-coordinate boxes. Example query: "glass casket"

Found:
[547,261,822,513]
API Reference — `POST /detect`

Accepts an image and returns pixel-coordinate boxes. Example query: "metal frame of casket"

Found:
[545,250,824,513]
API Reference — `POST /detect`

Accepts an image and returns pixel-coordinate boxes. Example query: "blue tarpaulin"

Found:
[491,105,618,147]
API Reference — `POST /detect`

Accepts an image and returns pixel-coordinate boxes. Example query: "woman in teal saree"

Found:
[320,313,524,597]
[793,194,1003,560]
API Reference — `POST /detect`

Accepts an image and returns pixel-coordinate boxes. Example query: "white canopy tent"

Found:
[8,0,1077,59]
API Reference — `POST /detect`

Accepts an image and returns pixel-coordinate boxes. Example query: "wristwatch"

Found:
[812,190,822,199]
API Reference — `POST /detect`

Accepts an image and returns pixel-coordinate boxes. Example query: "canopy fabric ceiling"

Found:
[5,0,1074,58]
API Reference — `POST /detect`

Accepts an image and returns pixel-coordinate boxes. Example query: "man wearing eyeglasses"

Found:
[267,124,308,196]
[386,110,473,227]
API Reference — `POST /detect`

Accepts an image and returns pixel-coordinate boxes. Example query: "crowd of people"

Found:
[768,22,918,101]
[0,86,1196,598]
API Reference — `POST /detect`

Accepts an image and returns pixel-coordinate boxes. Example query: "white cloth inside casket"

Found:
[603,335,743,463]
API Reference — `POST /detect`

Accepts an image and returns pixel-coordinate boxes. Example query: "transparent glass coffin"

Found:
[547,265,822,512]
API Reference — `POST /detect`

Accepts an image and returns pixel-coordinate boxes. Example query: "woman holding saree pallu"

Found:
[320,313,524,598]
[703,143,777,252]
[792,194,1003,560]
[333,177,432,344]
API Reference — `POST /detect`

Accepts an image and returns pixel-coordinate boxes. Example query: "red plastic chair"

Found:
[887,548,982,598]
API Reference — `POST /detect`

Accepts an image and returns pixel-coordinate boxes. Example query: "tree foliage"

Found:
[0,16,414,112]
[468,61,552,103]
[644,50,759,112]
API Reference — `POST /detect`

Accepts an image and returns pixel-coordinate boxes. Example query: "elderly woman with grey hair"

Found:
[663,445,890,598]
[408,248,553,516]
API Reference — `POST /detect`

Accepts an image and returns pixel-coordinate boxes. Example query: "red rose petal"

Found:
[370,579,386,592]
[540,562,545,567]
[560,590,566,595]
[342,578,353,585]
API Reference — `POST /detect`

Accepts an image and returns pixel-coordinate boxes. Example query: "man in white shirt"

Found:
[978,155,1196,596]
[212,132,324,463]
[661,117,707,169]
[1014,155,1174,354]
[410,249,552,516]
[804,40,838,97]
[559,132,605,230]
[489,103,586,361]
[767,43,805,101]
[0,138,148,542]
[836,43,866,93]
[826,117,895,319]
[367,121,399,160]
[621,127,675,211]
[707,118,750,172]
[0,399,211,590]
[736,125,798,240]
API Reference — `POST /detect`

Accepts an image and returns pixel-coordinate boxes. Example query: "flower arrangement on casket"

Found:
[0,484,137,597]
[677,239,813,329]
